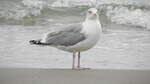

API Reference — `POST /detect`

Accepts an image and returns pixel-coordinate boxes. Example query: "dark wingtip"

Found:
[29,40,36,45]
[29,40,42,45]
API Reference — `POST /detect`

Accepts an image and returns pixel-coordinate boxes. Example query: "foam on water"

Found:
[0,0,150,29]
[51,0,150,29]
[0,0,47,24]
[51,0,150,7]
[106,5,150,29]
[22,0,47,9]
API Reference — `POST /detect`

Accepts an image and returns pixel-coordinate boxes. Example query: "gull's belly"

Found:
[72,33,100,52]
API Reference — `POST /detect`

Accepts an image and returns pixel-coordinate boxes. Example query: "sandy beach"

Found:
[0,69,150,84]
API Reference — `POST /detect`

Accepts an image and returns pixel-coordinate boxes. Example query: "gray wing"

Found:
[43,23,86,46]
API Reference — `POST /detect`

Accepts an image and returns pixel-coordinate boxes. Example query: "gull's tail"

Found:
[29,39,49,45]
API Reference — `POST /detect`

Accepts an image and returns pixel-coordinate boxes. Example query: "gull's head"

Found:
[86,8,99,20]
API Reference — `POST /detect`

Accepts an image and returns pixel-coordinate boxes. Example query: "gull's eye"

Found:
[88,11,92,14]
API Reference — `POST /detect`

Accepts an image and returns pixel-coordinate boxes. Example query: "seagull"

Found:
[29,8,102,70]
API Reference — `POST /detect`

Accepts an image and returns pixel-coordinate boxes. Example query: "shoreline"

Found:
[0,68,150,84]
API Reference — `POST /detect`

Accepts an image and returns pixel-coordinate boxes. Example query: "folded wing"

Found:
[42,23,86,46]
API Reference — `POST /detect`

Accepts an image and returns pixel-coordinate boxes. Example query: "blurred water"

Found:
[0,0,150,69]
[1,0,150,28]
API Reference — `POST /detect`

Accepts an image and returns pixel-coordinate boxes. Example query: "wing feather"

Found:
[42,23,86,46]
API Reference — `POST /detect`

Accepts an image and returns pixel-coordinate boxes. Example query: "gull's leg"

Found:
[72,52,76,70]
[77,52,90,70]
[77,52,81,69]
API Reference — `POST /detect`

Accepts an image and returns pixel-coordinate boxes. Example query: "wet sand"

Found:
[0,69,150,84]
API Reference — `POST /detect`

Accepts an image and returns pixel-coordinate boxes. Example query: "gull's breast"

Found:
[66,20,102,52]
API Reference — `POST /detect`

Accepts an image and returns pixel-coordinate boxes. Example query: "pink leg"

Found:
[72,52,76,69]
[77,52,91,70]
[77,52,80,69]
